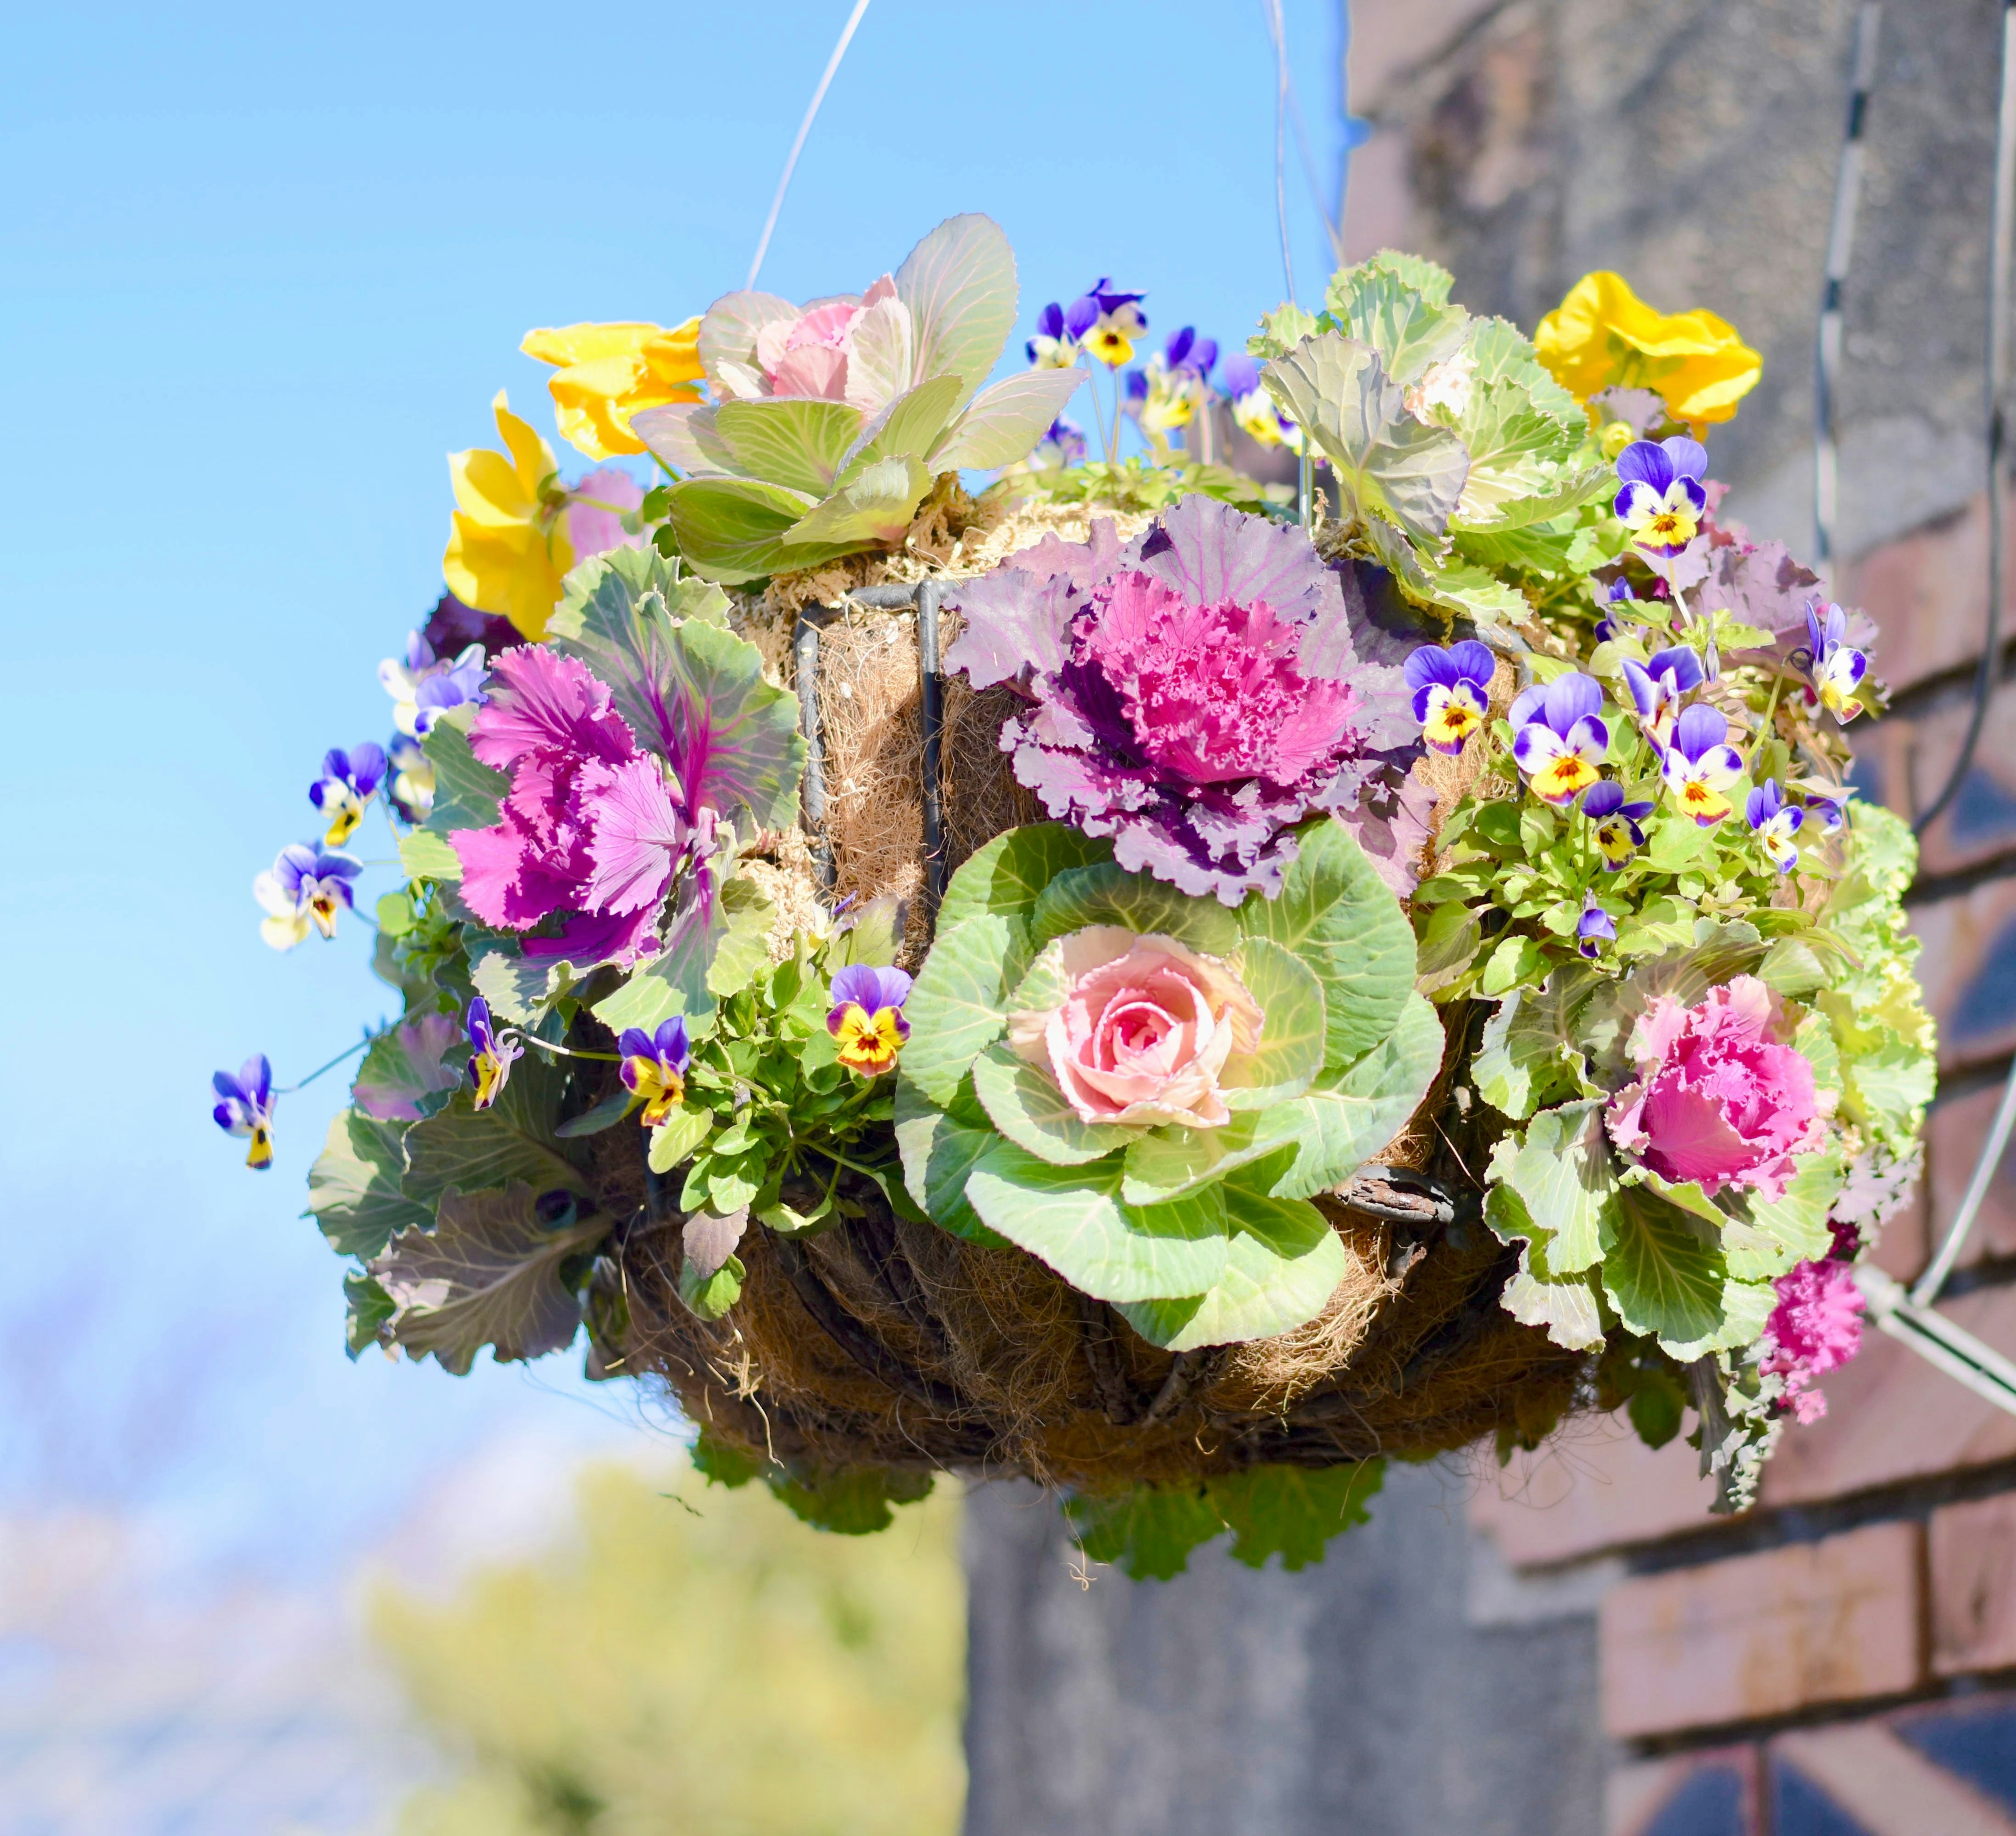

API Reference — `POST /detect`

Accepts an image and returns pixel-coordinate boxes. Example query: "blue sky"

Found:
[0,0,1356,1583]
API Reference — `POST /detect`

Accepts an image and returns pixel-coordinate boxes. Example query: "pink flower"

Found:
[564,467,645,564]
[1761,1255,1865,1423]
[467,646,637,774]
[749,275,912,409]
[1005,926,1262,1128]
[1606,974,1828,1202]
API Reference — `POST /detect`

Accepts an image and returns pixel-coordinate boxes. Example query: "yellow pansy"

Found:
[1535,272,1761,429]
[443,392,573,639]
[520,318,705,459]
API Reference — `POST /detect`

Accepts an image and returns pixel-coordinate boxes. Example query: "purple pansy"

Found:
[1746,778,1805,872]
[1163,326,1217,381]
[465,998,523,1111]
[1620,645,1706,752]
[1614,437,1709,559]
[1583,780,1655,870]
[618,1017,692,1126]
[308,743,388,847]
[1577,899,1617,959]
[1509,672,1610,806]
[1661,703,1746,827]
[381,631,488,739]
[212,1054,276,1170]
[943,495,1420,903]
[1404,640,1496,755]
[1801,602,1871,722]
[254,843,361,949]
[1033,417,1088,467]
[1804,786,1852,833]
[1028,297,1098,367]
[1078,277,1148,365]
[827,964,914,1076]
[1594,576,1637,644]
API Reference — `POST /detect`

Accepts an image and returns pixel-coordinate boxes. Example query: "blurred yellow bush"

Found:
[371,1456,965,1836]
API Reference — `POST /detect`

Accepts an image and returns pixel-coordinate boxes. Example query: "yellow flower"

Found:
[1535,272,1761,429]
[520,318,705,459]
[442,392,573,639]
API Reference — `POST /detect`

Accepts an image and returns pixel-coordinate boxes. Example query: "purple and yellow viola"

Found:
[620,1017,693,1126]
[1510,672,1610,805]
[1404,640,1495,756]
[465,998,523,1111]
[309,743,388,847]
[212,1053,276,1169]
[1582,780,1655,870]
[1746,778,1805,872]
[1662,704,1746,826]
[827,965,914,1076]
[1614,436,1708,559]
[1577,899,1618,960]
[254,843,362,949]
[1620,645,1705,753]
[1802,603,1870,723]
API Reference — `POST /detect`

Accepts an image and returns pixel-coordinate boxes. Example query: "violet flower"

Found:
[381,631,487,739]
[1078,277,1147,367]
[1509,673,1610,806]
[254,843,361,949]
[1800,602,1870,723]
[1594,577,1637,645]
[465,998,522,1111]
[943,495,1419,903]
[827,964,914,1077]
[309,743,388,847]
[1404,640,1495,755]
[1583,780,1654,870]
[1746,778,1805,872]
[212,1054,276,1170]
[1577,899,1616,959]
[386,733,433,822]
[1614,437,1708,559]
[1661,704,1745,827]
[1032,417,1088,467]
[1620,645,1705,753]
[620,1017,692,1125]
[1028,297,1098,368]
[1804,786,1851,833]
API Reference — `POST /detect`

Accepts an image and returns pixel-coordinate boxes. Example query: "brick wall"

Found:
[1346,1,2016,1827]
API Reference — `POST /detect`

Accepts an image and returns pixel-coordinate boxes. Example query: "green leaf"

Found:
[1322,259,1469,384]
[899,911,1024,1105]
[768,1465,934,1536]
[1464,316,1583,430]
[782,454,933,549]
[706,880,776,998]
[418,715,506,835]
[398,828,461,882]
[1644,814,1716,874]
[935,824,1113,936]
[554,1091,637,1139]
[647,1103,713,1173]
[1064,1483,1227,1581]
[931,368,1086,470]
[1262,331,1468,546]
[964,1142,1228,1302]
[307,1109,432,1260]
[1235,819,1415,1068]
[1116,1164,1345,1349]
[592,952,719,1040]
[691,1426,761,1488]
[971,1042,1134,1166]
[370,1183,610,1376]
[894,211,1017,404]
[1497,1229,1606,1352]
[1027,861,1241,956]
[353,1011,464,1123]
[1480,932,1549,996]
[894,1072,1009,1246]
[1720,1148,1843,1280]
[343,1271,394,1358]
[679,1249,745,1321]
[1212,1462,1384,1572]
[1494,1100,1620,1274]
[1219,937,1325,1108]
[468,936,580,1027]
[663,477,852,584]
[375,889,415,936]
[1601,1182,1739,1358]
[1450,382,1580,521]
[401,1049,591,1206]
[1472,967,1617,1120]
[711,397,864,495]
[839,376,965,482]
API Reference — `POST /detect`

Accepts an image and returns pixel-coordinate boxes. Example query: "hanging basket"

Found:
[600,562,1581,1493]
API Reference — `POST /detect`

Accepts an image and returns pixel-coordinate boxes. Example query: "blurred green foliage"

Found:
[372,1456,965,1835]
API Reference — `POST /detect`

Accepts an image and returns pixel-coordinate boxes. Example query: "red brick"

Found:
[1761,1285,2016,1507]
[1907,878,2016,1070]
[1600,1522,1925,1737]
[1928,1082,2016,1271]
[1845,491,2012,698]
[1771,1719,2016,1835]
[1931,1492,2016,1676]
[1607,1745,1761,1836]
[1468,1415,1719,1568]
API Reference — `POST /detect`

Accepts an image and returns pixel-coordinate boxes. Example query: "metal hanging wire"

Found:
[746,0,872,291]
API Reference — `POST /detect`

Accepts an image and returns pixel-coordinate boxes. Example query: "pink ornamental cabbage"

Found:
[1761,1255,1865,1424]
[944,495,1424,904]
[742,275,910,409]
[1005,925,1263,1128]
[563,467,646,564]
[450,646,669,966]
[1605,974,1828,1202]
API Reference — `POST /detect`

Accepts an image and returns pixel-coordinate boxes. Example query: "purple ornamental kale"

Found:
[943,494,1421,903]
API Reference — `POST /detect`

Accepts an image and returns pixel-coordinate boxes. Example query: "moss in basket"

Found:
[895,820,1440,1352]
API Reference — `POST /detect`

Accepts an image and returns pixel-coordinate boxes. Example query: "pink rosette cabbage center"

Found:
[1605,973,1828,1202]
[1006,925,1263,1129]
